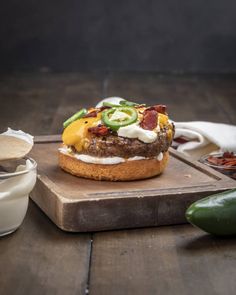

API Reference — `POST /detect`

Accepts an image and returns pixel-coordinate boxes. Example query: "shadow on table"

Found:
[183,233,236,253]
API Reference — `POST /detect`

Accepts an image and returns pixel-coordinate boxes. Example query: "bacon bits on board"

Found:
[207,152,236,167]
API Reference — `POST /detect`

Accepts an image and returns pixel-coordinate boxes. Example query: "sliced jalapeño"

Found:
[102,106,138,131]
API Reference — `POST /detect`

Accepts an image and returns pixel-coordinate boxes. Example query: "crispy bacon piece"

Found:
[223,152,235,158]
[224,160,236,167]
[84,110,98,118]
[140,109,158,130]
[148,105,167,114]
[88,125,110,136]
[207,152,236,167]
[99,106,111,111]
[207,156,220,166]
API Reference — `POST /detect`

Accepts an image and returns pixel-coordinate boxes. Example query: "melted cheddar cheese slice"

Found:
[158,113,173,141]
[62,112,102,152]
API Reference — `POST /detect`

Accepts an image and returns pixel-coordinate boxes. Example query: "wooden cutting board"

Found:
[30,135,236,232]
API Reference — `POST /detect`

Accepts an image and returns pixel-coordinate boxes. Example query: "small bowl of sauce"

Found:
[200,152,236,180]
[0,157,37,237]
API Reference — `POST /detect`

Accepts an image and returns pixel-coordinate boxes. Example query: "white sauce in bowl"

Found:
[0,129,36,236]
[2,128,34,145]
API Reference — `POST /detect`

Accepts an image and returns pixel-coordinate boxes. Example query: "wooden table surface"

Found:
[0,72,236,295]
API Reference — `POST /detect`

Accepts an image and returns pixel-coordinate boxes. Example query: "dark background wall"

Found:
[1,0,236,73]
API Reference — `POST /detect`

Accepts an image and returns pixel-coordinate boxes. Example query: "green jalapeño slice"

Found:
[102,106,138,131]
[119,100,139,107]
[63,108,87,128]
[102,101,121,107]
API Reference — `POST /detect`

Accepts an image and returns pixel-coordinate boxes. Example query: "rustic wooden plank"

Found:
[32,142,227,195]
[0,201,92,295]
[29,139,235,232]
[88,73,236,294]
[89,225,236,295]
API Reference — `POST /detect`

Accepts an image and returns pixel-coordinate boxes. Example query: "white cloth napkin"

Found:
[173,121,236,160]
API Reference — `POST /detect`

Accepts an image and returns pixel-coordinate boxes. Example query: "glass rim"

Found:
[0,157,37,179]
[200,152,236,170]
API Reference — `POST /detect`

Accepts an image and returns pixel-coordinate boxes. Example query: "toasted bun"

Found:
[58,151,169,181]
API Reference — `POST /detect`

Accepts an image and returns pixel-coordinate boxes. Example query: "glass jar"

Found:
[0,157,37,237]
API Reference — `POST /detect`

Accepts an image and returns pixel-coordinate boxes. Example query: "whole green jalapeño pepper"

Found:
[186,189,236,235]
[102,106,138,131]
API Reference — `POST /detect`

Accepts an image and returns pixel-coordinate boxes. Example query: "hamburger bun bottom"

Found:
[58,150,169,181]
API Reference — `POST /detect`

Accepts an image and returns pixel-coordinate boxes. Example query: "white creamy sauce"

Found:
[0,129,36,236]
[127,156,146,161]
[59,147,163,165]
[118,123,157,143]
[0,159,37,236]
[59,146,74,154]
[2,128,34,145]
[75,154,125,164]
[157,152,163,161]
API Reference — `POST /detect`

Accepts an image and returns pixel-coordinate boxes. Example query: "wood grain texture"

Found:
[29,140,236,232]
[0,72,236,295]
[0,201,92,295]
[89,225,236,295]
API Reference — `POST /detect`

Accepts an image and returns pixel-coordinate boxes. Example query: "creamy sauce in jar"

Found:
[2,128,34,145]
[0,158,37,236]
[0,128,36,235]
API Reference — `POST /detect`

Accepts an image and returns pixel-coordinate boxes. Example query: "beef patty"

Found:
[80,126,174,158]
